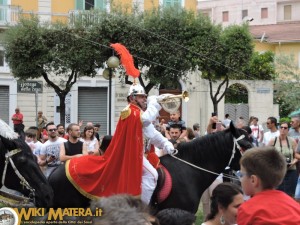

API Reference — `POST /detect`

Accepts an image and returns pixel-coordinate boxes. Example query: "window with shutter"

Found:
[284,5,292,21]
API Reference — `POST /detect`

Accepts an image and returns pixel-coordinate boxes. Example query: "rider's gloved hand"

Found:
[164,141,175,155]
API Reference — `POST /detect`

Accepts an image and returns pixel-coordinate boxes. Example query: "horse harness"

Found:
[2,148,36,205]
[170,134,246,181]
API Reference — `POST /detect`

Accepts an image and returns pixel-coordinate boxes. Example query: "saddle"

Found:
[147,147,173,204]
[151,165,172,205]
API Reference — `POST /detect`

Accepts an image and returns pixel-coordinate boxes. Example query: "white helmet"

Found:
[127,83,147,97]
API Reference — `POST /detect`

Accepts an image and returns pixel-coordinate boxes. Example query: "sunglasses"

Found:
[48,128,57,132]
[280,126,288,130]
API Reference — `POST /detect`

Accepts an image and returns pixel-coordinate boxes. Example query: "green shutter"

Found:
[95,0,106,10]
[0,0,7,21]
[163,0,181,7]
[0,0,8,5]
[75,0,84,10]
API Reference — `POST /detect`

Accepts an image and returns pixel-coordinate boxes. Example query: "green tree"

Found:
[196,24,254,114]
[3,17,103,126]
[274,53,300,117]
[243,51,276,80]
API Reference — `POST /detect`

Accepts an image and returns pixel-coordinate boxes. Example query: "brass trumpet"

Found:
[157,91,189,113]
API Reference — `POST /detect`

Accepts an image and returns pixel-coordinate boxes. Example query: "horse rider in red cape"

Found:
[67,43,174,203]
[66,82,174,203]
[122,82,175,203]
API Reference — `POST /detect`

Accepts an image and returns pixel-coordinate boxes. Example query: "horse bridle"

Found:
[170,134,246,181]
[2,149,36,205]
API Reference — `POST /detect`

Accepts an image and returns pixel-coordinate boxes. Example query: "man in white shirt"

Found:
[262,117,279,146]
[39,122,67,178]
[250,117,264,146]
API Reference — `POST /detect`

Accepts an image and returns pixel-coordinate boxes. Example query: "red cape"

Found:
[66,104,144,199]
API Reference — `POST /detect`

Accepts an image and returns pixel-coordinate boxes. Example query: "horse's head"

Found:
[227,122,253,170]
[0,135,53,207]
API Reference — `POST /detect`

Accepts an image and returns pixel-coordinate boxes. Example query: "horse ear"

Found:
[0,135,17,151]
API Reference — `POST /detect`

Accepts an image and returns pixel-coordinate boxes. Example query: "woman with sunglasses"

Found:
[268,121,299,197]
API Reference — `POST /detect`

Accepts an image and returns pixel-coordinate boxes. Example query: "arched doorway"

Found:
[224,83,249,124]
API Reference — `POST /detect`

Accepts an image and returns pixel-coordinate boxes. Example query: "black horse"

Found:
[0,121,53,207]
[48,123,252,212]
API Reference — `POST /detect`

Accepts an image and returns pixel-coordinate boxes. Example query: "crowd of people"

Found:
[11,84,300,224]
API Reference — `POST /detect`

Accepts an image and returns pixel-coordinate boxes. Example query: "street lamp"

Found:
[103,56,119,135]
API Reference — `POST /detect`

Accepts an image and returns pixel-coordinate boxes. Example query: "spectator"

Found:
[235,116,246,129]
[202,183,244,225]
[94,123,101,142]
[268,122,298,197]
[185,127,195,142]
[11,107,25,140]
[60,123,87,162]
[88,194,158,225]
[250,117,264,147]
[288,111,300,202]
[36,111,47,141]
[262,116,279,146]
[156,208,196,225]
[169,125,182,142]
[80,125,99,155]
[57,124,68,140]
[165,110,187,140]
[206,115,224,134]
[39,122,67,178]
[237,147,300,225]
[41,126,48,143]
[25,128,43,156]
[222,114,231,128]
[192,123,200,138]
[98,135,113,155]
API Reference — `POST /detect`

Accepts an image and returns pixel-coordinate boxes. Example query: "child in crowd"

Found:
[237,146,300,225]
[165,110,187,140]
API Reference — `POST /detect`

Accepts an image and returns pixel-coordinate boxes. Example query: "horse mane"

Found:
[176,129,234,166]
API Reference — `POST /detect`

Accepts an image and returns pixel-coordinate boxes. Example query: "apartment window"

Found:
[85,0,94,10]
[242,10,248,20]
[163,0,181,7]
[284,5,292,20]
[223,11,229,22]
[75,0,106,10]
[261,8,268,19]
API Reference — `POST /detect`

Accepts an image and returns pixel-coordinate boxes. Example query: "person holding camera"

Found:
[268,121,299,197]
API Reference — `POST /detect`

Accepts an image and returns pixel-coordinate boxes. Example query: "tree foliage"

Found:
[274,54,300,117]
[4,16,103,125]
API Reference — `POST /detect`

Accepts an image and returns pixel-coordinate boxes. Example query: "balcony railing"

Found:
[0,5,20,27]
[69,10,104,27]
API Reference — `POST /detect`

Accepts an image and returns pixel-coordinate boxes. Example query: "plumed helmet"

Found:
[127,83,147,97]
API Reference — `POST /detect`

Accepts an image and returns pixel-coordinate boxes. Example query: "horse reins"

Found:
[2,149,36,205]
[170,134,246,181]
